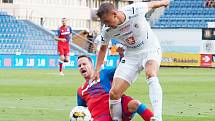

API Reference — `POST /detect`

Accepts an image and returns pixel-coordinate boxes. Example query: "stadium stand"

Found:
[0,11,90,55]
[152,0,215,28]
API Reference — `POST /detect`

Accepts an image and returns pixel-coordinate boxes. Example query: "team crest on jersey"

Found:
[125,36,136,45]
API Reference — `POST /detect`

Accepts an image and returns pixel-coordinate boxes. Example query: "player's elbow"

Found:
[127,100,141,113]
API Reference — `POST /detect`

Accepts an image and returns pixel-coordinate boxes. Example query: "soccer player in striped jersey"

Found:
[55,18,72,75]
[77,55,154,121]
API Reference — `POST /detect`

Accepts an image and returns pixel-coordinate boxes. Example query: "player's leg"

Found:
[59,55,65,75]
[133,101,154,121]
[64,44,70,62]
[58,45,65,75]
[144,48,162,121]
[65,55,70,62]
[109,78,129,121]
[109,57,139,121]
[122,95,153,121]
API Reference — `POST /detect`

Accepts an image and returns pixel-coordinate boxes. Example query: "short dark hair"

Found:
[96,2,115,18]
[77,55,92,63]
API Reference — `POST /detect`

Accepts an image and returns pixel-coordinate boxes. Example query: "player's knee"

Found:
[127,100,141,113]
[64,58,69,62]
[60,56,65,61]
[146,71,157,79]
[109,89,121,100]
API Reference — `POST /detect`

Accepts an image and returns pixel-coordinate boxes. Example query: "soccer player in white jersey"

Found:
[92,1,169,121]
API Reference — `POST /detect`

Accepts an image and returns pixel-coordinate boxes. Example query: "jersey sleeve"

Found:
[133,2,149,15]
[77,92,87,107]
[102,68,116,81]
[69,26,72,34]
[56,28,60,36]
[100,26,111,45]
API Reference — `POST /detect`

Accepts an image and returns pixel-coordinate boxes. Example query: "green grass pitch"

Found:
[0,68,215,121]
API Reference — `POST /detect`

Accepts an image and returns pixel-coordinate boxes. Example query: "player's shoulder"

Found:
[100,68,116,75]
[78,82,87,91]
[67,25,72,29]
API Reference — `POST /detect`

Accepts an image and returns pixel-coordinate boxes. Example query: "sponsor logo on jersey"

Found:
[122,31,132,37]
[128,14,138,19]
[127,41,144,49]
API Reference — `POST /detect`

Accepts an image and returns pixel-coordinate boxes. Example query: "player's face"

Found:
[62,19,67,26]
[77,57,93,79]
[100,11,119,29]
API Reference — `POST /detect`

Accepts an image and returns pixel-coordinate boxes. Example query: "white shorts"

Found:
[114,48,162,85]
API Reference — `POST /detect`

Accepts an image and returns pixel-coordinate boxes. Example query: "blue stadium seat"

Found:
[0,11,59,55]
[152,0,215,29]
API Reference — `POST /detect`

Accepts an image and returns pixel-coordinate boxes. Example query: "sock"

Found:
[147,77,163,121]
[109,98,122,121]
[137,104,154,121]
[59,60,63,72]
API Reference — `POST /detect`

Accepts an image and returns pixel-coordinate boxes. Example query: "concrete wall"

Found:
[153,29,202,53]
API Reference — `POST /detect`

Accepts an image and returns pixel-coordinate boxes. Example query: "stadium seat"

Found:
[152,0,214,29]
[0,11,62,55]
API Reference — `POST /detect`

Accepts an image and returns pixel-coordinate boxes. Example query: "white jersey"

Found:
[101,2,160,55]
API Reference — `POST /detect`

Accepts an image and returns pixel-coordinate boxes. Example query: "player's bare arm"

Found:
[93,45,108,80]
[148,0,169,10]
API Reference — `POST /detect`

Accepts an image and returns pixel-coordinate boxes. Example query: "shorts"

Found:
[58,43,70,56]
[114,48,162,85]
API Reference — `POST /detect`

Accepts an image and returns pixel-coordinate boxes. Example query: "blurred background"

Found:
[0,0,214,68]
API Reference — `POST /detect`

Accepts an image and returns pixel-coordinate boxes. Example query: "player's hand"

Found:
[60,38,67,42]
[54,36,59,41]
[162,0,170,7]
[54,36,67,42]
[92,70,100,81]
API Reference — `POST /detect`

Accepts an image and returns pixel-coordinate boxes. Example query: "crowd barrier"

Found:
[0,53,214,68]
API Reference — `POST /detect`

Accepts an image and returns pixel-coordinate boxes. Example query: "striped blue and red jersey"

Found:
[56,25,72,43]
[77,68,116,119]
